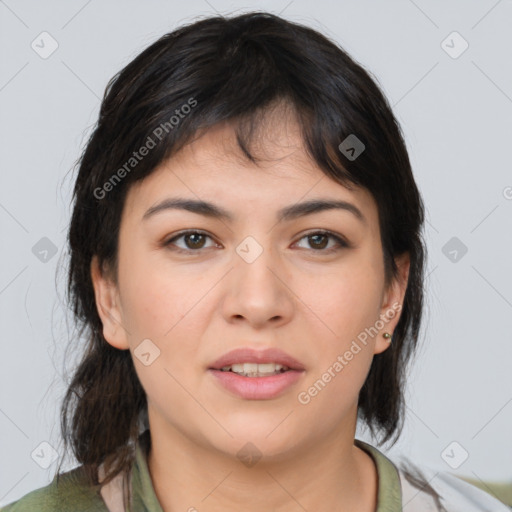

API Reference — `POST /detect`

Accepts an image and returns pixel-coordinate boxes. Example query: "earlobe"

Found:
[90,255,130,350]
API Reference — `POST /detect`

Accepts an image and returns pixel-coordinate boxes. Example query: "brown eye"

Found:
[182,233,207,249]
[164,230,217,253]
[308,234,329,250]
[295,231,349,253]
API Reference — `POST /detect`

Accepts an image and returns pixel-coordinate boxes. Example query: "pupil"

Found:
[310,234,327,249]
[187,234,204,249]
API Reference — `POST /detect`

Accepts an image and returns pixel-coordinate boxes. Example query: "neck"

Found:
[146,411,378,512]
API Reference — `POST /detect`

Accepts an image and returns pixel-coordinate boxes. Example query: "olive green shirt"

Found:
[1,435,507,511]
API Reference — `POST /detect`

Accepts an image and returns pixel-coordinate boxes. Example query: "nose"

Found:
[221,239,295,329]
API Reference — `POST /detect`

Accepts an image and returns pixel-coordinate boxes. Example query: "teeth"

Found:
[219,362,290,376]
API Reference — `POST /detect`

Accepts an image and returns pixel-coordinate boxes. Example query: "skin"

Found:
[91,105,410,512]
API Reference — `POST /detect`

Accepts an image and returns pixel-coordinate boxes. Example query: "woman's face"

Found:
[91,113,409,460]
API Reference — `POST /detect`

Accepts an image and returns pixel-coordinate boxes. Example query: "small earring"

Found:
[383,332,392,342]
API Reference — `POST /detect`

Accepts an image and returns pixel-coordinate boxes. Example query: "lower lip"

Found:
[208,369,304,400]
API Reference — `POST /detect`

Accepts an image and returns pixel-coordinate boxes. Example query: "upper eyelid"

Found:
[165,229,216,244]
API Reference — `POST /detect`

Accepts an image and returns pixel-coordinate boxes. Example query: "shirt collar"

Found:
[354,438,403,511]
[131,431,402,511]
[130,430,164,512]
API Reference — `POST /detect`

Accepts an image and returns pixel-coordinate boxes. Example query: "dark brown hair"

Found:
[57,10,427,503]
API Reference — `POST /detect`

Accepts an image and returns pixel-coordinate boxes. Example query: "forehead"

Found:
[123,115,378,228]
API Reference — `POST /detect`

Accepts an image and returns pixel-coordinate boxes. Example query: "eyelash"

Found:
[163,229,350,255]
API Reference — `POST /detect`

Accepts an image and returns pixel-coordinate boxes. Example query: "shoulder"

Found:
[0,466,109,512]
[396,458,510,511]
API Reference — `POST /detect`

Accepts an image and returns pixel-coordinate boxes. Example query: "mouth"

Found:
[216,362,292,377]
[207,347,305,400]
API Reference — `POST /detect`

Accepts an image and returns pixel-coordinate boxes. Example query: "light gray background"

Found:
[1,0,511,506]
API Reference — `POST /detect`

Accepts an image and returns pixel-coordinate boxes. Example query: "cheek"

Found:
[311,259,384,342]
[117,244,193,338]
[119,266,204,412]
[117,252,210,393]
[299,253,384,398]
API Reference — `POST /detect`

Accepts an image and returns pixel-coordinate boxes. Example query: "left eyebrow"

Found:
[142,197,366,225]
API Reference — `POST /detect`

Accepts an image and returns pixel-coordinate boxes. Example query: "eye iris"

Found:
[309,234,328,249]
[186,233,205,249]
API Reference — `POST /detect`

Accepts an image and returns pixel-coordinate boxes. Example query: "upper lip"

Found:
[209,347,305,371]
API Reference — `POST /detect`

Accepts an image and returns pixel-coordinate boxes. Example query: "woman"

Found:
[2,11,507,512]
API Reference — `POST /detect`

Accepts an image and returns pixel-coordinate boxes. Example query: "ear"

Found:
[90,255,130,350]
[373,252,410,355]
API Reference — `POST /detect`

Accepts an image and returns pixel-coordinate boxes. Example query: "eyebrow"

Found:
[142,197,366,224]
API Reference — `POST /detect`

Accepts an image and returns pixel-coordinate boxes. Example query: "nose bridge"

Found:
[235,233,282,293]
[224,233,294,325]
